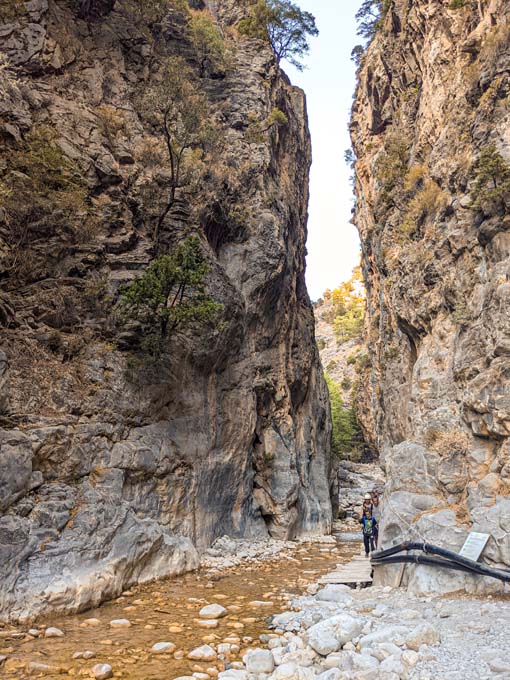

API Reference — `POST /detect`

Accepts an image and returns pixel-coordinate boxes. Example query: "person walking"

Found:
[371,490,380,549]
[359,507,377,558]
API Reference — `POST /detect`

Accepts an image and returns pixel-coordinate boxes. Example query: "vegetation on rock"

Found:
[374,130,410,211]
[401,178,448,235]
[325,373,363,458]
[139,56,218,239]
[0,125,89,279]
[246,106,289,143]
[470,144,510,215]
[238,0,318,71]
[355,0,391,41]
[189,10,227,76]
[120,236,222,359]
[323,267,365,343]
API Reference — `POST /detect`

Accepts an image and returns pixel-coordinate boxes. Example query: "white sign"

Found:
[459,532,490,562]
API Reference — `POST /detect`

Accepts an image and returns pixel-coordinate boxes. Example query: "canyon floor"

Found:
[1,520,510,680]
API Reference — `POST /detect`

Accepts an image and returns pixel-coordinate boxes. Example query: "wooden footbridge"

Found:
[319,555,373,586]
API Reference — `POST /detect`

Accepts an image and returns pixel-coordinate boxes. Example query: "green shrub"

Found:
[190,11,226,76]
[246,107,288,143]
[119,236,222,359]
[449,0,465,8]
[470,144,510,215]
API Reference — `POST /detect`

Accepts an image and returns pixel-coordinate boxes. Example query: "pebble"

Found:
[109,619,131,628]
[28,629,40,637]
[44,627,64,638]
[81,618,101,627]
[200,604,227,619]
[27,661,61,674]
[188,645,217,662]
[151,641,176,654]
[195,619,219,628]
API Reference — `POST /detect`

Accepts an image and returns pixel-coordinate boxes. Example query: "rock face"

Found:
[351,0,510,592]
[0,0,334,620]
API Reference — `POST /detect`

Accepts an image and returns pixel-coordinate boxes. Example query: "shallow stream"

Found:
[0,536,361,679]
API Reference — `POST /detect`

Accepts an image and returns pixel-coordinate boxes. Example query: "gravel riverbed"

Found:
[211,578,510,680]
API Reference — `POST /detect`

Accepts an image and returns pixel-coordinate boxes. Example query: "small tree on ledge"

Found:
[238,0,318,71]
[120,236,222,359]
[470,144,510,215]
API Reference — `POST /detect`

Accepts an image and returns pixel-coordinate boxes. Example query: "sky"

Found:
[284,0,362,301]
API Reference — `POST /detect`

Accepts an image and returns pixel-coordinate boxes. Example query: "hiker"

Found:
[359,507,377,558]
[371,490,380,549]
[362,492,373,515]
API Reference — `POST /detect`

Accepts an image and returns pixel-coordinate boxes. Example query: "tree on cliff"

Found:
[355,0,391,40]
[140,56,218,240]
[120,236,222,359]
[470,144,510,215]
[189,12,226,77]
[238,0,318,71]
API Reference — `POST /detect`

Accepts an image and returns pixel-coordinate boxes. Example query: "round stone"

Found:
[44,627,64,638]
[91,663,113,680]
[199,604,227,619]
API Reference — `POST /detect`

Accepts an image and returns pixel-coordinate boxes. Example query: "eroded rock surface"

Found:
[351,0,510,591]
[0,0,334,621]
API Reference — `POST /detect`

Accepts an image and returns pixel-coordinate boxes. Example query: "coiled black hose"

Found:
[371,541,510,583]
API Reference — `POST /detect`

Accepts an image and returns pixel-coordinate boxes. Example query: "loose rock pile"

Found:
[201,536,335,572]
[204,582,510,680]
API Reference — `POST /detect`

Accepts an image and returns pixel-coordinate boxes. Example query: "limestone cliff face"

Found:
[352,0,510,592]
[0,0,334,621]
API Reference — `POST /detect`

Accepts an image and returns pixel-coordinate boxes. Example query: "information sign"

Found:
[459,532,490,562]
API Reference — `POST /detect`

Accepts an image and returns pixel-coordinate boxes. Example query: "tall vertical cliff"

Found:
[352,0,510,592]
[0,0,334,621]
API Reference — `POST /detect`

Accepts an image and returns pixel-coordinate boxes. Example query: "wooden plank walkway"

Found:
[319,555,373,585]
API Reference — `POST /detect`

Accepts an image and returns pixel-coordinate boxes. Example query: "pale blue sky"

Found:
[285,0,361,301]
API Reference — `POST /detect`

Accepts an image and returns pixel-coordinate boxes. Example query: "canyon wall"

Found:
[352,0,510,592]
[0,0,334,621]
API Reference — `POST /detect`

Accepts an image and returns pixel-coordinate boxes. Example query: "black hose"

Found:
[371,554,488,576]
[371,541,510,583]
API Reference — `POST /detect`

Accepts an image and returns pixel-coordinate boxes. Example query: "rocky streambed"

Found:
[2,530,510,679]
[0,536,359,679]
[222,577,510,680]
